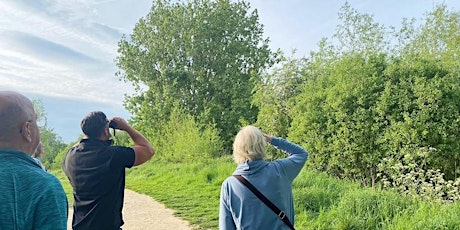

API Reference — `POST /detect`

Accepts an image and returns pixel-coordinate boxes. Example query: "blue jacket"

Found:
[219,137,308,229]
[0,148,68,229]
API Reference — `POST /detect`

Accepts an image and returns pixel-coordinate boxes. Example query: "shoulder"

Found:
[25,171,66,207]
[35,170,65,190]
[220,176,235,197]
[107,145,134,153]
[221,175,239,189]
[104,145,135,158]
[106,145,135,167]
[221,176,231,187]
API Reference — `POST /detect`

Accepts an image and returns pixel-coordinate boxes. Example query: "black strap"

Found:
[233,175,295,230]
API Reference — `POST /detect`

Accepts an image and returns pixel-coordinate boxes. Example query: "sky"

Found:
[1,0,459,143]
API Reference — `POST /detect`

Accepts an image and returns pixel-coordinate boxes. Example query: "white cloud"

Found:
[0,0,145,107]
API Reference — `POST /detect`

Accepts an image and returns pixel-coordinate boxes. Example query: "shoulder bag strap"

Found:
[233,175,295,230]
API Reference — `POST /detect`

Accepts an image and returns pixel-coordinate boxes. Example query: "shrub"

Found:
[152,106,222,163]
[377,147,460,202]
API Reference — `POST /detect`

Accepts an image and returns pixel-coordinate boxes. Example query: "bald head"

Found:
[0,91,40,155]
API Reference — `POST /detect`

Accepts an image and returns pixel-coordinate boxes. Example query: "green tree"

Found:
[253,54,305,138]
[116,0,276,149]
[289,3,460,188]
[289,4,389,186]
[376,5,460,180]
[32,99,67,169]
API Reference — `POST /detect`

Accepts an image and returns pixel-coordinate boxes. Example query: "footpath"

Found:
[67,189,192,230]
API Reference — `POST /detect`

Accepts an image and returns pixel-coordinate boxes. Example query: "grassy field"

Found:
[54,157,460,229]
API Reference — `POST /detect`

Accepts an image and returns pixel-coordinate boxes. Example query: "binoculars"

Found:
[109,120,118,129]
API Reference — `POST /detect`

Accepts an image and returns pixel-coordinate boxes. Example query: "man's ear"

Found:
[102,127,110,139]
[20,122,32,142]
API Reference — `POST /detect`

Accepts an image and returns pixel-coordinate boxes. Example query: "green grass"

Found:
[53,158,460,230]
[124,157,234,229]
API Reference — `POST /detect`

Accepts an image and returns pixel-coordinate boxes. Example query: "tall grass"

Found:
[53,156,460,229]
[122,158,460,230]
[294,169,460,229]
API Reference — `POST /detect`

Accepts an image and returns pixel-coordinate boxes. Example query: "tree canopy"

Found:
[116,0,276,147]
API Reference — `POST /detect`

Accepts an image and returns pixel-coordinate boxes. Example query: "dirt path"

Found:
[67,189,192,230]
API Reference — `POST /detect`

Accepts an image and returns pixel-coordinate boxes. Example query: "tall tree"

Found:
[116,0,276,148]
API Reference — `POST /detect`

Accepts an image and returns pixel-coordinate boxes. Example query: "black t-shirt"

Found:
[63,138,135,230]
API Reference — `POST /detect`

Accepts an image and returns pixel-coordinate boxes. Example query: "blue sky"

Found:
[1,0,459,143]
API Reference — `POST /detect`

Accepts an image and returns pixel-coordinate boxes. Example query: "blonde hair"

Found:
[233,126,267,164]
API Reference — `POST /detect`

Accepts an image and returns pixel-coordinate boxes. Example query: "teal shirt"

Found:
[0,148,68,230]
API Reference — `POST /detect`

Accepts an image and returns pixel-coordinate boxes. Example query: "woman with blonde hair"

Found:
[219,125,308,229]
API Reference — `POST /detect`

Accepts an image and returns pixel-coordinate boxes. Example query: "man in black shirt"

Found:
[63,111,154,230]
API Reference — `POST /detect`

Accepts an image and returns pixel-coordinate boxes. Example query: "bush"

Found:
[50,142,78,171]
[151,106,223,163]
[378,147,460,202]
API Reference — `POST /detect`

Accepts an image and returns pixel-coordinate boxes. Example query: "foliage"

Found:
[287,4,391,186]
[151,105,223,163]
[378,147,460,202]
[39,128,67,168]
[51,142,78,170]
[32,99,67,169]
[253,54,305,137]
[289,51,388,186]
[116,0,277,149]
[334,2,390,55]
[379,5,460,179]
[388,202,460,229]
[375,57,460,180]
[288,3,460,194]
[111,129,134,146]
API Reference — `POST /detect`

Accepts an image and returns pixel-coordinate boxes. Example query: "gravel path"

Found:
[67,189,192,230]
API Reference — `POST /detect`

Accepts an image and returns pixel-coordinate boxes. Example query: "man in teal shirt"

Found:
[0,91,68,229]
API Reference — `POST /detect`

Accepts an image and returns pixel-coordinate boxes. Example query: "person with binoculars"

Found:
[63,111,155,230]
